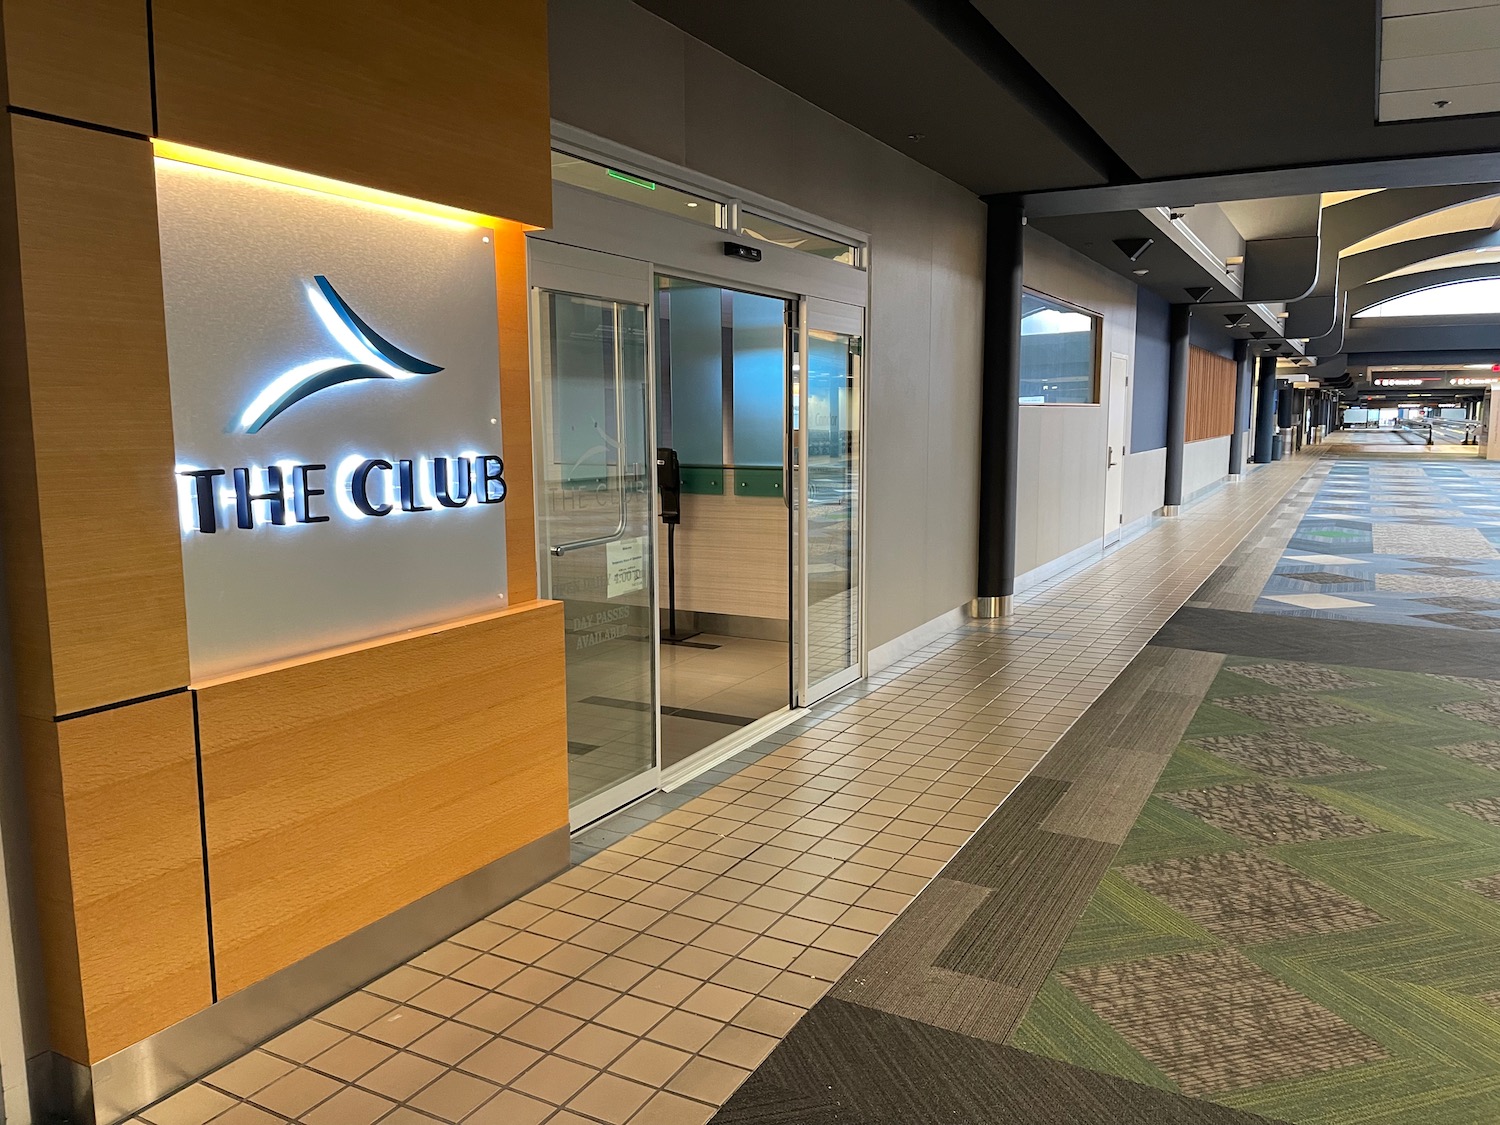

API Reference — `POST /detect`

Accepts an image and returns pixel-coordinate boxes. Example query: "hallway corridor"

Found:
[719,437,1500,1124]
[129,452,1320,1125]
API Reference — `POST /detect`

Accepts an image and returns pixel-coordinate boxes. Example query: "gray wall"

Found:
[1017,230,1137,577]
[1132,288,1170,452]
[549,0,986,651]
[1189,313,1236,361]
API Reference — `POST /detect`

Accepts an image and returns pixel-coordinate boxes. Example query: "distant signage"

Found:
[157,154,508,679]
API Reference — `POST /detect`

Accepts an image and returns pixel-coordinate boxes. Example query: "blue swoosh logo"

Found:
[238,276,443,434]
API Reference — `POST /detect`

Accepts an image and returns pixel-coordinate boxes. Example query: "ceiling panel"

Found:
[1380,1,1500,121]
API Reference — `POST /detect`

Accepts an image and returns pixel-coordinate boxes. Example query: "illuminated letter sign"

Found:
[156,153,508,680]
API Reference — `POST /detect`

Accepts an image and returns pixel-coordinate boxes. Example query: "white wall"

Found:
[1015,230,1137,577]
[1182,436,1231,501]
[1123,447,1166,527]
[549,0,986,651]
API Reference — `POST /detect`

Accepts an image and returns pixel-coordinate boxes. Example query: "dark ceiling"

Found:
[632,0,1103,195]
[635,0,1500,198]
[974,0,1500,183]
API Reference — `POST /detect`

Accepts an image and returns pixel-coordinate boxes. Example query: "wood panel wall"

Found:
[1186,346,1237,443]
[151,0,552,227]
[0,0,153,133]
[0,0,561,1076]
[0,115,189,719]
[197,602,567,996]
[20,696,210,1063]
[499,220,541,604]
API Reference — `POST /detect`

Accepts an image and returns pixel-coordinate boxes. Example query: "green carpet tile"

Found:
[1010,656,1500,1125]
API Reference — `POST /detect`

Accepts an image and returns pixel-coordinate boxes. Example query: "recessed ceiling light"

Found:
[686,202,698,208]
[1133,268,1149,275]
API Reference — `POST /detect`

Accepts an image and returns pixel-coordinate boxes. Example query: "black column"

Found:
[1228,338,1250,477]
[975,196,1024,618]
[1163,304,1191,511]
[1253,354,1277,464]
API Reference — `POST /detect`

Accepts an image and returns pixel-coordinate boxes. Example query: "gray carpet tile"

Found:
[830,879,1030,1042]
[1152,604,1500,677]
[710,999,1290,1124]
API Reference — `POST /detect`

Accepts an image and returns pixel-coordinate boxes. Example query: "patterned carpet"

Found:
[712,452,1500,1125]
[1012,656,1500,1124]
[1257,461,1500,631]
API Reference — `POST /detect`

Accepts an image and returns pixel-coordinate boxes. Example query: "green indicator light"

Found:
[606,169,658,191]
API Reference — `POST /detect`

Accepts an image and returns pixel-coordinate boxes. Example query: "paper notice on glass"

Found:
[607,536,646,599]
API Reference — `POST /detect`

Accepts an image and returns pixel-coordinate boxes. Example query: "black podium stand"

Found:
[657,448,699,644]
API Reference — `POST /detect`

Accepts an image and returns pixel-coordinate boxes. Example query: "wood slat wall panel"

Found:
[151,0,552,227]
[21,695,212,1064]
[0,0,153,135]
[0,115,189,718]
[197,601,568,996]
[1186,347,1236,443]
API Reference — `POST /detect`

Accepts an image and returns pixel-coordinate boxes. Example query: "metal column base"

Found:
[970,595,1014,619]
[1161,504,1181,517]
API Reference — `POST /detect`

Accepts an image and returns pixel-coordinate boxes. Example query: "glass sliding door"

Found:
[794,298,863,704]
[654,276,793,770]
[529,242,658,828]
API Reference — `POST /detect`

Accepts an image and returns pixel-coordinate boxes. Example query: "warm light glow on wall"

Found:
[151,139,504,230]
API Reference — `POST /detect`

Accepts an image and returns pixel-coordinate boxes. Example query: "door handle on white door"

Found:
[1107,445,1118,467]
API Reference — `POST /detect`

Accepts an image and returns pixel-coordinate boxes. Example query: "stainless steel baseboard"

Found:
[969,595,1013,619]
[49,828,569,1125]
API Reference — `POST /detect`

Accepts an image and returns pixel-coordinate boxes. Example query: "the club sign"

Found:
[175,274,506,535]
[177,454,506,534]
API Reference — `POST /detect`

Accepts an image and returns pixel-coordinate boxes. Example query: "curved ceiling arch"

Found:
[1293,185,1500,349]
[1352,271,1500,317]
[1342,228,1500,290]
[1340,194,1500,257]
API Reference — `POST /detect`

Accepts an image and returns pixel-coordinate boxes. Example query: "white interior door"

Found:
[1103,351,1130,544]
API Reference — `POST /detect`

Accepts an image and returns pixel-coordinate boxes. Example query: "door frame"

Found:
[795,297,865,706]
[1103,351,1131,546]
[527,240,664,831]
[530,139,871,789]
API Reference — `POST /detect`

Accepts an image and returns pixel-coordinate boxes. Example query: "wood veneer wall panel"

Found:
[0,115,188,718]
[655,493,790,622]
[1186,346,1235,443]
[151,0,552,227]
[20,695,211,1064]
[197,601,567,996]
[1,0,153,134]
[498,221,539,605]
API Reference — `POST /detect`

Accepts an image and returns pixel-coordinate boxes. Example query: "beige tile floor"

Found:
[661,634,790,767]
[130,453,1316,1125]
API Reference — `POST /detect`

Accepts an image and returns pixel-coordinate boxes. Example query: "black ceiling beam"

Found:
[902,0,1137,186]
[1024,148,1500,218]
